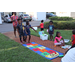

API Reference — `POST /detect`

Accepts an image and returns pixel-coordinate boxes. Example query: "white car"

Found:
[4,14,12,23]
[22,14,32,21]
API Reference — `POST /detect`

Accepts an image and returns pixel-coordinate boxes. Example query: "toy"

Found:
[59,55,64,57]
[47,29,48,32]
[64,39,70,43]
[54,45,56,47]
[61,45,71,49]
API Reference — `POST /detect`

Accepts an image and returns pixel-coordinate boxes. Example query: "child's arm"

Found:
[25,27,28,34]
[56,38,60,42]
[11,17,16,22]
[53,28,54,34]
[61,38,64,43]
[17,29,20,36]
[30,27,37,32]
[53,26,54,34]
[48,26,49,33]
[71,35,74,44]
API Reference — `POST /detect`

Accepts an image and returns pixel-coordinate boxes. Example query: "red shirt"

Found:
[40,23,44,28]
[72,34,75,46]
[11,16,18,27]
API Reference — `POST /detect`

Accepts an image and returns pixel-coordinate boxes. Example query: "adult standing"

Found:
[11,12,18,37]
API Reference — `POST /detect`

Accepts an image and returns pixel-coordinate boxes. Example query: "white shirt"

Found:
[61,47,75,62]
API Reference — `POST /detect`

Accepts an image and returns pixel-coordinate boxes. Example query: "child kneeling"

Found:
[54,32,65,46]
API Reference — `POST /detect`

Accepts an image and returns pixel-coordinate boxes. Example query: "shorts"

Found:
[41,28,44,31]
[19,33,24,38]
[54,40,63,45]
[49,34,53,36]
[19,32,27,38]
[49,31,53,36]
[27,31,31,35]
[24,30,27,36]
[27,32,31,35]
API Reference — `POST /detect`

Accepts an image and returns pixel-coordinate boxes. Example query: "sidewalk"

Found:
[3,31,68,62]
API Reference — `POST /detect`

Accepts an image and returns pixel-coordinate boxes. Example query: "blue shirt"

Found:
[48,25,54,34]
[26,25,31,32]
[17,23,23,34]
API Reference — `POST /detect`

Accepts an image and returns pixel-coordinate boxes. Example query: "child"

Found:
[54,32,65,46]
[25,21,37,43]
[17,19,27,44]
[40,20,44,31]
[48,21,54,41]
[71,29,75,46]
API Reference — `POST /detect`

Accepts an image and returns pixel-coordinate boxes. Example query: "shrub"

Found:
[49,16,73,21]
[44,20,75,29]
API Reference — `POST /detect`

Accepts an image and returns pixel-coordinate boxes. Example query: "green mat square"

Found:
[41,52,50,56]
[32,46,39,48]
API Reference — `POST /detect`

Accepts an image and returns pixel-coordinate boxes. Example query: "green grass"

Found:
[0,33,51,62]
[31,28,72,45]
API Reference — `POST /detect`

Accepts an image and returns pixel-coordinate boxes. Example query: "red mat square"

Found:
[33,48,41,51]
[47,50,56,54]
[26,43,33,45]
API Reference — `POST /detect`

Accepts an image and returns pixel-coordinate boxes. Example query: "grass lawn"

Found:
[31,28,72,45]
[0,33,51,62]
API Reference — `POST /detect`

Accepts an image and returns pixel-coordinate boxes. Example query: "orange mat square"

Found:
[39,49,48,53]
[32,44,38,46]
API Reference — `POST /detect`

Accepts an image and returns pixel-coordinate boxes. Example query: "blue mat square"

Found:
[36,51,42,54]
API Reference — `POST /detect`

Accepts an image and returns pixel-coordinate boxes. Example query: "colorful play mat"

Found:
[22,42,63,60]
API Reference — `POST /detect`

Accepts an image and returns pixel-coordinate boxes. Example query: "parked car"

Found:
[22,14,32,21]
[46,13,56,18]
[4,14,12,23]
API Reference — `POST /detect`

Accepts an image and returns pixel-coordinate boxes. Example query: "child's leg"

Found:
[28,35,31,43]
[51,35,53,41]
[60,40,65,46]
[13,26,17,37]
[50,35,51,40]
[19,35,22,43]
[24,36,27,42]
[54,42,61,46]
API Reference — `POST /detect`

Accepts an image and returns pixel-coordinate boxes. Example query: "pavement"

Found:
[0,19,50,33]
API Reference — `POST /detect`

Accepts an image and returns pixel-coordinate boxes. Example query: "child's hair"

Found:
[56,32,60,37]
[50,21,53,24]
[17,18,22,21]
[41,20,44,23]
[72,29,75,35]
[12,12,16,15]
[26,21,29,25]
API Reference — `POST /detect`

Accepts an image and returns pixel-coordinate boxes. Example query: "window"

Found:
[24,14,29,16]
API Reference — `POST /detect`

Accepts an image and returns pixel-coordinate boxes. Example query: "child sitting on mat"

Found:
[71,29,75,46]
[54,32,65,46]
